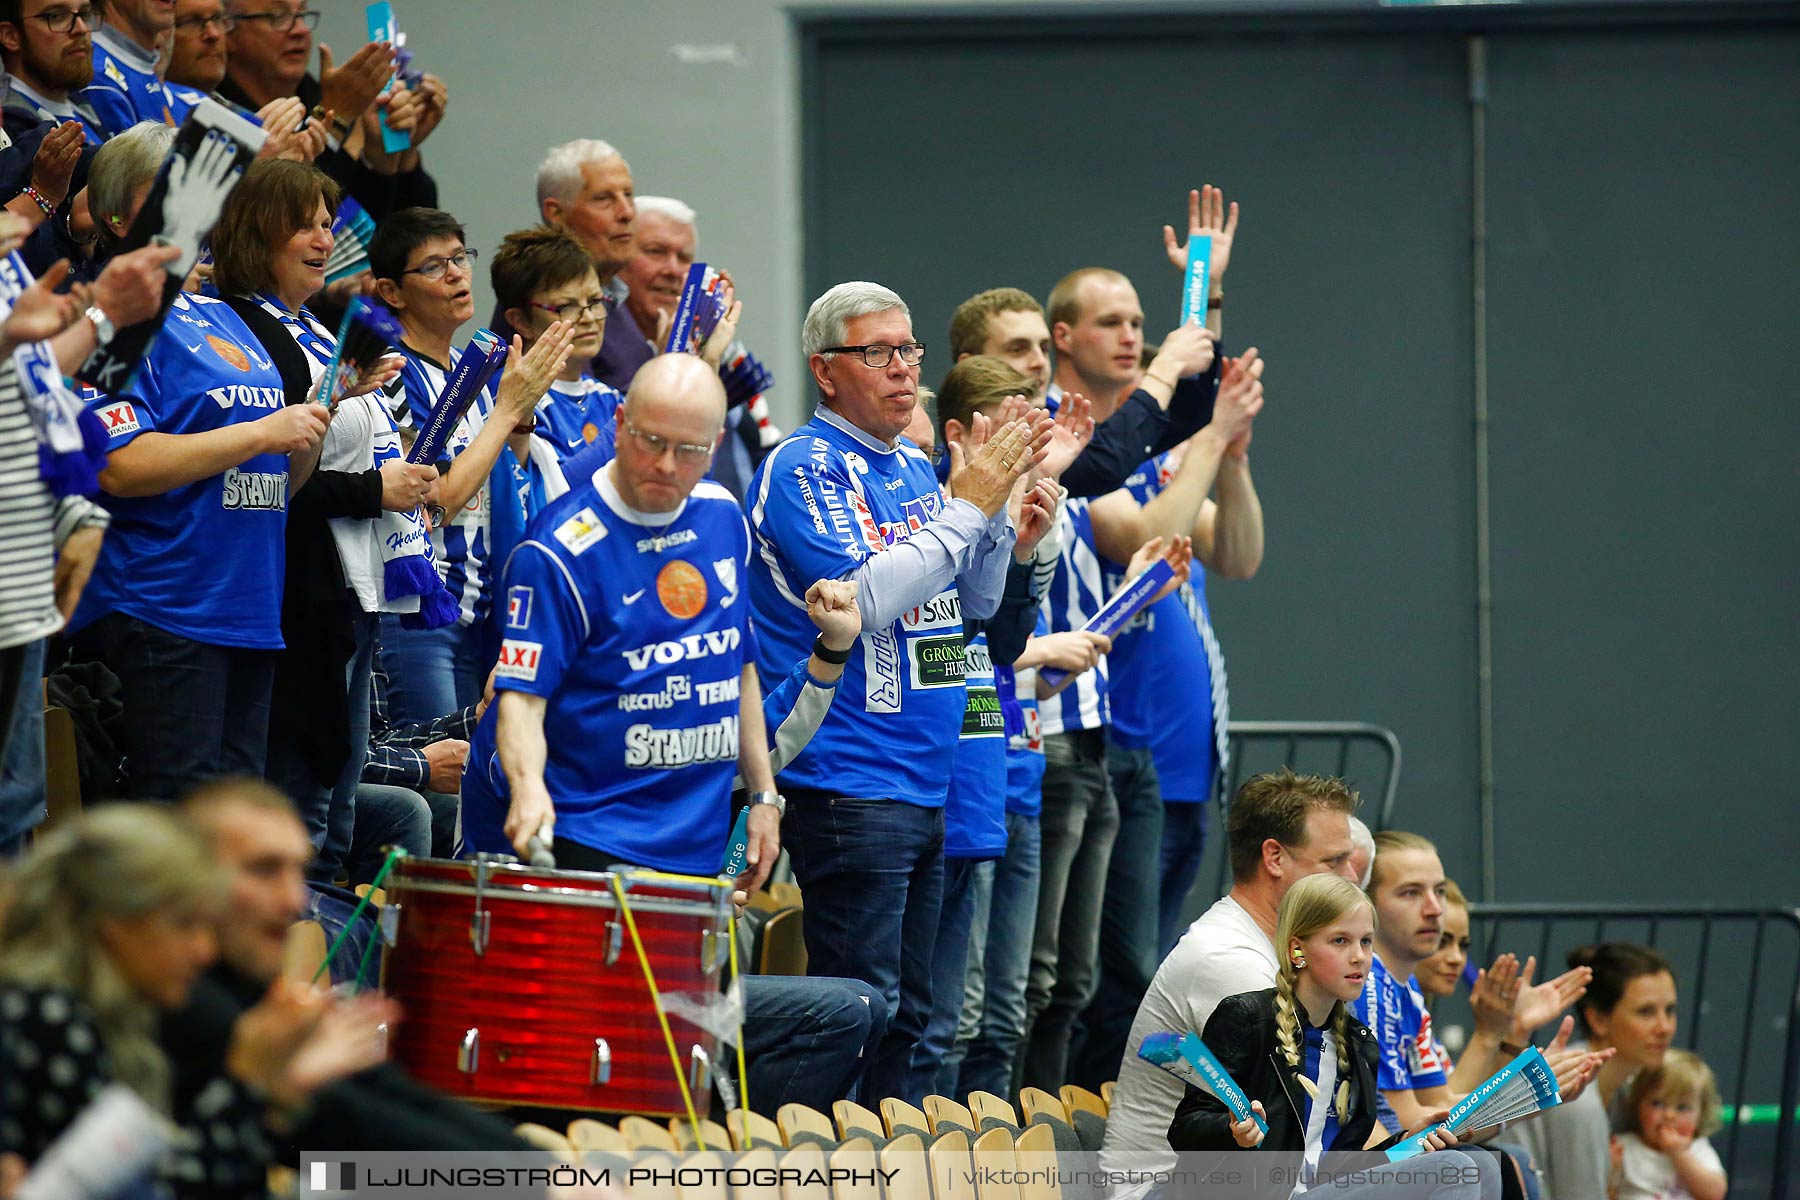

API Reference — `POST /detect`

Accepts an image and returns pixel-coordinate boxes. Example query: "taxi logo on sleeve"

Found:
[553,507,607,555]
[99,400,139,436]
[506,586,533,630]
[206,336,251,372]
[657,561,708,619]
[495,639,543,681]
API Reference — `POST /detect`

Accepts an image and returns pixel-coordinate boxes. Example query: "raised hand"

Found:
[1039,391,1094,481]
[1149,321,1216,381]
[93,243,183,327]
[805,578,861,652]
[699,289,742,368]
[29,120,84,206]
[1512,960,1592,1041]
[3,259,86,344]
[947,411,1050,518]
[158,131,243,267]
[495,321,576,417]
[1470,953,1523,1039]
[1011,477,1061,560]
[282,992,402,1099]
[255,98,330,163]
[1208,349,1264,446]
[319,40,396,125]
[1126,534,1194,605]
[1161,184,1240,283]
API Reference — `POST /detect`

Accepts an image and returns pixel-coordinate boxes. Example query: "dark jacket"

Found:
[161,963,533,1156]
[1059,352,1221,499]
[224,295,382,785]
[1168,987,1389,1156]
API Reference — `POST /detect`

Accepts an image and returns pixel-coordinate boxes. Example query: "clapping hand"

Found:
[1162,184,1240,283]
[495,321,576,417]
[946,409,1051,518]
[1039,391,1094,482]
[1126,534,1194,605]
[29,121,84,208]
[1011,477,1061,560]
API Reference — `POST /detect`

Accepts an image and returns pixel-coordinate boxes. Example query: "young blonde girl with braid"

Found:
[1170,874,1500,1199]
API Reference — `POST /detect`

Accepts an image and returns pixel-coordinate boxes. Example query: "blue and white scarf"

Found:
[0,253,108,498]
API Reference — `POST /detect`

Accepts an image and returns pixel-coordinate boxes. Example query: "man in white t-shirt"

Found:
[1098,768,1361,1189]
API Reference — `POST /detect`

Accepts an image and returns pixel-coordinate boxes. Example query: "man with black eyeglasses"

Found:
[0,0,103,139]
[745,280,1054,1103]
[217,0,443,222]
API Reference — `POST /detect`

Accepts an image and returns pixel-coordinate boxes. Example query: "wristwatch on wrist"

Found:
[84,305,114,346]
[746,790,786,817]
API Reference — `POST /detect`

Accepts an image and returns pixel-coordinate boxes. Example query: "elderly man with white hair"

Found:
[608,193,783,500]
[508,138,650,384]
[746,281,1054,1102]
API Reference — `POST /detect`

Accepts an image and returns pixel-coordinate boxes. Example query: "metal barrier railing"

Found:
[1206,721,1403,898]
[1461,905,1800,1200]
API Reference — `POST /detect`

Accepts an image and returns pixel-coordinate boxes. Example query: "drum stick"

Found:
[526,826,556,869]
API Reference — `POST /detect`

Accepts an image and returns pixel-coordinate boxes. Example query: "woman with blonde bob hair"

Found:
[0,806,339,1189]
[1170,873,1500,1198]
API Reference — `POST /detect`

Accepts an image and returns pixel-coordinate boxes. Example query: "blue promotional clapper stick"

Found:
[1385,1046,1562,1161]
[1036,558,1174,693]
[662,262,710,353]
[1139,1031,1268,1134]
[721,807,752,878]
[365,2,410,155]
[1181,233,1212,326]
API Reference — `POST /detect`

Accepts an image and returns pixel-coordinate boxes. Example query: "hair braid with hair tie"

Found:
[1274,962,1305,1073]
[1330,1002,1353,1119]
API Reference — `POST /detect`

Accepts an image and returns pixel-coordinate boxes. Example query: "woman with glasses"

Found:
[491,225,624,463]
[369,206,575,727]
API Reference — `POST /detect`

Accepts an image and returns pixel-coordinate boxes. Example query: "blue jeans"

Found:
[955,810,1040,1098]
[1158,800,1210,954]
[1072,743,1165,1088]
[0,638,46,851]
[347,782,434,886]
[270,613,377,883]
[742,975,888,1112]
[780,791,943,1106]
[910,854,981,1102]
[378,613,483,726]
[72,613,274,801]
[1023,730,1117,1089]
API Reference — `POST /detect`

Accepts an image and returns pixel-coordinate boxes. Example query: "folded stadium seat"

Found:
[758,908,809,975]
[1057,1086,1106,1120]
[622,1115,681,1153]
[729,1109,785,1151]
[833,1099,889,1146]
[831,1138,882,1200]
[778,1102,839,1150]
[881,1097,932,1141]
[768,881,804,909]
[924,1094,977,1139]
[1069,1110,1104,1154]
[733,1147,781,1200]
[971,1126,1022,1200]
[1020,1115,1097,1200]
[1016,1088,1067,1126]
[880,1133,930,1200]
[678,1150,730,1200]
[513,1122,577,1164]
[926,1131,975,1200]
[1012,1125,1064,1200]
[1099,1082,1115,1111]
[635,1153,680,1200]
[967,1091,1020,1133]
[568,1118,627,1154]
[672,1118,732,1152]
[779,1143,831,1200]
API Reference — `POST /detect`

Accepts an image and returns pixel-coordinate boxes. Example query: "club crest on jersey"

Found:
[495,639,542,681]
[103,58,127,87]
[99,401,139,437]
[712,558,738,607]
[657,560,708,619]
[206,335,251,372]
[553,507,606,554]
[506,585,533,630]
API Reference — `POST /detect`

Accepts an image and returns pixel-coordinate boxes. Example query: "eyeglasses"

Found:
[820,342,925,369]
[625,423,714,465]
[30,5,95,32]
[230,7,320,32]
[528,296,608,322]
[173,12,236,32]
[401,248,477,281]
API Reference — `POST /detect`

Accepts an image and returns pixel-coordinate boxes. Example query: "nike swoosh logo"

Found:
[623,589,645,604]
